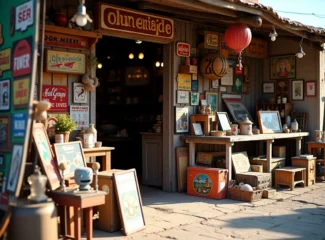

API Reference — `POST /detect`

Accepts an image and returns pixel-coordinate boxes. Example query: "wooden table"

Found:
[49,189,106,240]
[83,146,115,171]
[307,142,325,181]
[275,166,306,190]
[181,132,309,181]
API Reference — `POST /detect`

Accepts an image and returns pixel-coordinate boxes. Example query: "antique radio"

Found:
[187,166,228,200]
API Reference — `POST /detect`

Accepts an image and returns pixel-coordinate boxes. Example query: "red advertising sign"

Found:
[176,42,190,57]
[98,3,174,43]
[42,85,68,112]
[12,37,32,77]
[43,32,89,49]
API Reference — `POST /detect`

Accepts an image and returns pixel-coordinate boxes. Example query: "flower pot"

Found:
[55,131,70,142]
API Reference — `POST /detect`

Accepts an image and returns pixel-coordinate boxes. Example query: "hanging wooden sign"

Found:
[45,49,86,74]
[43,31,89,49]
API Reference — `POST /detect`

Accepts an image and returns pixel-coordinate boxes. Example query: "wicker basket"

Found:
[228,187,263,202]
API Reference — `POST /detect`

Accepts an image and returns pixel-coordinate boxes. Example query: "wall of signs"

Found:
[0,0,39,197]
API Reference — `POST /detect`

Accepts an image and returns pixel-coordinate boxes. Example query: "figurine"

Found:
[92,162,101,192]
[27,165,48,202]
[58,162,67,192]
[74,167,93,191]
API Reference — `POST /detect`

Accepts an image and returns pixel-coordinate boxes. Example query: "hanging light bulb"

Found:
[70,0,93,27]
[160,62,164,67]
[97,63,102,69]
[155,61,160,67]
[135,40,142,44]
[129,53,134,59]
[269,26,278,41]
[138,53,144,59]
[296,37,306,58]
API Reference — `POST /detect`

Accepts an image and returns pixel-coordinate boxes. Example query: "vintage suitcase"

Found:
[232,152,271,189]
[91,169,121,232]
[187,166,228,199]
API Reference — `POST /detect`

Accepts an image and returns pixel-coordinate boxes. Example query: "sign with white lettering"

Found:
[13,112,27,137]
[13,77,30,108]
[15,0,34,32]
[42,85,68,112]
[0,48,11,76]
[98,3,174,43]
[70,105,89,130]
[176,42,190,57]
[43,31,89,49]
[12,37,32,77]
[204,31,219,50]
[45,49,86,74]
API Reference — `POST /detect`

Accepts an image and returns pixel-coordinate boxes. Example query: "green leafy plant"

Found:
[53,115,77,132]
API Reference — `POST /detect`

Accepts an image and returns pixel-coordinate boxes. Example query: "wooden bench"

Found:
[275,167,306,191]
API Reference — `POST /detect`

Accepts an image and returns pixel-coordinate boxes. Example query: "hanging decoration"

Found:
[224,23,252,70]
[199,53,229,80]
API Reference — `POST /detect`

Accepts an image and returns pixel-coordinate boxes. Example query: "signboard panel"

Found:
[42,85,68,112]
[70,105,89,130]
[43,31,89,49]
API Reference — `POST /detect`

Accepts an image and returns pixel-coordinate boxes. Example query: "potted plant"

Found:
[53,115,77,142]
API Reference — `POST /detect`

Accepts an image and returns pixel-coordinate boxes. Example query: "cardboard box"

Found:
[179,65,198,74]
[273,146,286,158]
[187,166,228,199]
[91,170,121,232]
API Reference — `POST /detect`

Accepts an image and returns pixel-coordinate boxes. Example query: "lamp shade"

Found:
[224,23,252,53]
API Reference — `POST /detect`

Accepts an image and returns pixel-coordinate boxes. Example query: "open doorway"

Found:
[95,36,163,181]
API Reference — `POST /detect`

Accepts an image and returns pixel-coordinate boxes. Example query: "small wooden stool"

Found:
[275,167,306,191]
[190,114,216,136]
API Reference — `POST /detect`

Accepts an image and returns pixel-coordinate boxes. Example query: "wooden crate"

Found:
[291,156,316,186]
[179,65,198,74]
[91,170,121,232]
[228,187,263,202]
[273,146,286,158]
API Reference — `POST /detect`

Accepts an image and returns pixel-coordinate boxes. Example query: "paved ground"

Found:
[83,181,325,240]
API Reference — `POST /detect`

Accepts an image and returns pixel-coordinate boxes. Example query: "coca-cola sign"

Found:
[176,42,190,57]
[42,85,68,112]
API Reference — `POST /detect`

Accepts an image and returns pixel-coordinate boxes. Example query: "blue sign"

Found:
[13,112,27,137]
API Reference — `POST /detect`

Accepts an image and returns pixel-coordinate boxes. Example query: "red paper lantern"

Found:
[224,23,252,69]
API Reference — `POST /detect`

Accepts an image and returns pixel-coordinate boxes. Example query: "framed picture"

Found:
[221,68,233,85]
[270,55,296,80]
[305,80,316,97]
[0,79,10,111]
[219,86,227,92]
[0,114,10,152]
[233,76,243,92]
[205,91,218,112]
[224,100,254,123]
[275,79,289,96]
[53,141,86,178]
[177,90,189,104]
[113,169,145,235]
[263,82,275,93]
[73,82,88,103]
[192,123,203,136]
[6,144,23,194]
[211,79,219,89]
[175,106,189,133]
[176,147,188,192]
[216,112,232,131]
[0,154,5,168]
[32,123,61,190]
[257,111,282,133]
[190,92,200,106]
[292,79,304,101]
[191,80,198,91]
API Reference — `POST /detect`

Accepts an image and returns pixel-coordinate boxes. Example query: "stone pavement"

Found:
[83,181,325,240]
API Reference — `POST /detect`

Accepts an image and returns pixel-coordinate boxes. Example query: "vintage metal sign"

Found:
[42,85,68,112]
[43,31,89,49]
[176,42,190,57]
[12,37,32,77]
[204,31,219,49]
[13,112,27,137]
[0,48,11,76]
[15,0,34,32]
[45,49,86,74]
[98,3,174,43]
[13,77,30,108]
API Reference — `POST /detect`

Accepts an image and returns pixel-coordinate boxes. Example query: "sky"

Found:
[259,0,325,28]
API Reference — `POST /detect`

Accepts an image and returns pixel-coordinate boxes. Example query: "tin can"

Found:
[185,57,190,65]
[55,134,64,143]
[231,124,238,135]
[191,57,198,65]
[315,130,322,142]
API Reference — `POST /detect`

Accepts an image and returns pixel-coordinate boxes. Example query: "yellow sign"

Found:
[204,31,219,49]
[177,73,192,91]
[13,77,30,107]
[0,48,11,75]
[45,49,86,74]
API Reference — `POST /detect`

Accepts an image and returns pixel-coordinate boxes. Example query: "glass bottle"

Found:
[285,115,291,127]
[291,119,299,132]
[86,123,97,144]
